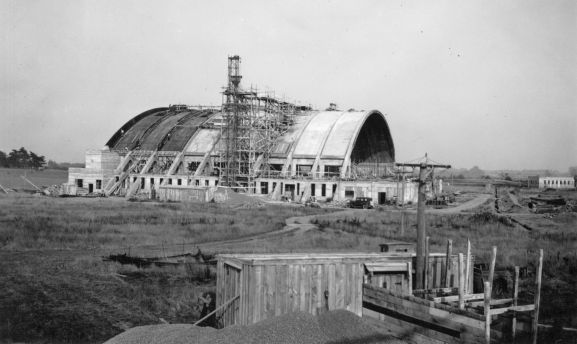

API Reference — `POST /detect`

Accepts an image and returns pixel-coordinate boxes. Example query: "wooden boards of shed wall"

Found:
[218,260,364,327]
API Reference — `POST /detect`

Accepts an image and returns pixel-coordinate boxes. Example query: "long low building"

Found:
[527,175,576,190]
[67,105,418,204]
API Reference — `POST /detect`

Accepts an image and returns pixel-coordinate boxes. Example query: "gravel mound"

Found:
[103,324,216,344]
[104,310,406,344]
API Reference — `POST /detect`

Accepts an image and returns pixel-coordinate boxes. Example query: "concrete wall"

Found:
[255,177,418,204]
[68,168,114,193]
[124,174,219,193]
[85,149,121,170]
[66,149,121,194]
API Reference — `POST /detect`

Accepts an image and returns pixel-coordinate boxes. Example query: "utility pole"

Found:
[396,158,450,290]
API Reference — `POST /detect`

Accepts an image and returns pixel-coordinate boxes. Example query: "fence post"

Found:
[512,266,519,342]
[484,281,492,344]
[465,239,471,294]
[444,239,453,288]
[425,236,430,290]
[532,249,543,344]
[488,246,497,293]
[458,253,465,310]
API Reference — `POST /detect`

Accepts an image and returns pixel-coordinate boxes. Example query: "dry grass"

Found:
[0,193,332,251]
[0,168,67,190]
[1,189,575,343]
[309,206,577,331]
[0,193,333,343]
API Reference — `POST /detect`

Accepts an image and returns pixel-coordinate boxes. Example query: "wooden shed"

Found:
[216,253,415,327]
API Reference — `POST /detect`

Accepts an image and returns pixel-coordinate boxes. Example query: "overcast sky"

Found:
[1,0,575,171]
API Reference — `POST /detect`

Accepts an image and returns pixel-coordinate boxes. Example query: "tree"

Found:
[8,148,30,168]
[29,152,45,169]
[5,147,45,169]
[0,151,7,167]
[569,166,577,177]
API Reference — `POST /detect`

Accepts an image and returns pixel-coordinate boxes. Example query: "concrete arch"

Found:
[340,110,395,177]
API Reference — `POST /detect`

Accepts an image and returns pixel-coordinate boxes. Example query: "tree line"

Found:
[0,147,46,169]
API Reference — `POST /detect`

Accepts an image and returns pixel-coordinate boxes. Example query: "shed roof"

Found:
[217,252,417,266]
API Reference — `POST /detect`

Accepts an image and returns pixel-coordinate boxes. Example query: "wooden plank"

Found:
[363,285,486,329]
[414,287,458,295]
[444,240,453,288]
[365,262,411,272]
[435,256,442,289]
[215,260,222,324]
[407,261,413,295]
[240,265,247,325]
[459,253,465,310]
[276,264,287,316]
[466,239,471,294]
[293,264,301,312]
[310,264,317,315]
[300,264,307,311]
[363,292,485,342]
[335,263,345,309]
[532,249,543,344]
[488,246,497,294]
[320,264,328,313]
[306,264,313,313]
[512,266,519,342]
[194,295,239,326]
[433,293,486,303]
[253,265,262,324]
[363,309,460,344]
[328,264,336,310]
[264,265,276,320]
[484,281,491,344]
[364,284,483,319]
[289,265,298,312]
[490,304,535,316]
[352,263,362,316]
[467,298,513,308]
[349,263,357,314]
[312,264,320,314]
[234,266,241,324]
[343,263,350,311]
[424,236,430,290]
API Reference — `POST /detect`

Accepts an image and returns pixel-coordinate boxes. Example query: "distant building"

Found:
[527,176,575,189]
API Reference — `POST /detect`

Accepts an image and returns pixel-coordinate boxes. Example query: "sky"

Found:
[1,0,575,171]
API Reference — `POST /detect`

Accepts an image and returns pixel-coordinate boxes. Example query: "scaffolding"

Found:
[218,56,300,191]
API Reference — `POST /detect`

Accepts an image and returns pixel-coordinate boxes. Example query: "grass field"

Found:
[0,168,67,191]
[309,195,577,337]
[1,185,576,343]
[0,193,335,343]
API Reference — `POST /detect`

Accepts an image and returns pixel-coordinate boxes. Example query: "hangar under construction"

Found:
[67,56,418,204]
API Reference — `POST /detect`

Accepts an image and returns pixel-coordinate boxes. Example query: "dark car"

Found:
[348,197,373,209]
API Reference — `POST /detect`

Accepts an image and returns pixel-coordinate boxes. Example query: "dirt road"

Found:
[198,194,494,250]
[428,193,492,214]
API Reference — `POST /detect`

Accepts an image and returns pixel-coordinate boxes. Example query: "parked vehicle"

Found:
[348,197,373,209]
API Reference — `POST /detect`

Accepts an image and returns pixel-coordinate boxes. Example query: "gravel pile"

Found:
[104,310,406,344]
